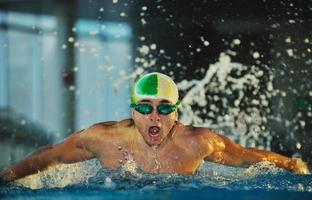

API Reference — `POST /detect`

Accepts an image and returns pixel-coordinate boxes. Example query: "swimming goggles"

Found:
[130,101,180,115]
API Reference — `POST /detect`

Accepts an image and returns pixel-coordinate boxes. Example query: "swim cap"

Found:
[131,72,179,104]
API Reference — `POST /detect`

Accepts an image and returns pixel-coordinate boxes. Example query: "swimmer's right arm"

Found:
[205,133,310,174]
[0,131,94,183]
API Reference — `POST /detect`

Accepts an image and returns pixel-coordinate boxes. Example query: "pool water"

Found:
[1,161,312,200]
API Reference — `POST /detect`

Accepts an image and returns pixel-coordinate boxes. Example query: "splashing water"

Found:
[177,53,273,149]
[116,52,274,149]
[13,159,102,189]
[3,159,312,193]
[4,51,308,197]
[2,55,310,199]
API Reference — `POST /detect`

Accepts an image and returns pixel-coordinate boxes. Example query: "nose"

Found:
[149,109,161,122]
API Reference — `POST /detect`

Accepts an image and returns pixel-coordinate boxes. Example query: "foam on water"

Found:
[14,159,101,189]
[9,158,312,192]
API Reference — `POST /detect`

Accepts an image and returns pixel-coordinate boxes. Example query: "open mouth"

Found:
[148,126,161,139]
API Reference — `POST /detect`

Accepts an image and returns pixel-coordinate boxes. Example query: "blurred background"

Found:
[0,0,311,171]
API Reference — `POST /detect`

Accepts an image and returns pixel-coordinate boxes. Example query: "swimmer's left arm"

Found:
[204,133,310,175]
[0,131,95,183]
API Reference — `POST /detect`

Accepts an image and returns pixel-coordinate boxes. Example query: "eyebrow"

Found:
[160,100,170,103]
[139,99,171,104]
[139,99,152,103]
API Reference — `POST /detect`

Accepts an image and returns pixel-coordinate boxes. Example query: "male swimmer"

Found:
[1,72,309,183]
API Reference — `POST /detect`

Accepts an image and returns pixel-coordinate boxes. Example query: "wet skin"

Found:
[1,99,310,182]
[71,98,218,174]
[78,119,215,174]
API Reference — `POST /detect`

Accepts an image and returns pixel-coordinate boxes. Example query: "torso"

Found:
[80,119,216,175]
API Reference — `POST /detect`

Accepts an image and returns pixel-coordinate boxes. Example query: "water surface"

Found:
[1,160,311,200]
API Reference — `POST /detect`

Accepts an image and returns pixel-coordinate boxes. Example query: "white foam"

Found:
[15,159,102,189]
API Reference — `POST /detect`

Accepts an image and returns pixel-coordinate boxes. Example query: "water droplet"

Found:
[253,52,260,59]
[104,177,115,188]
[68,37,75,43]
[299,121,305,128]
[139,45,149,55]
[233,38,241,45]
[141,18,147,25]
[296,142,302,149]
[203,41,210,46]
[69,85,75,91]
[150,44,157,50]
[20,119,26,125]
[285,37,292,43]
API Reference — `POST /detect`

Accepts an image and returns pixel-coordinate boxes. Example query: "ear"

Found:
[175,111,179,120]
[131,109,135,117]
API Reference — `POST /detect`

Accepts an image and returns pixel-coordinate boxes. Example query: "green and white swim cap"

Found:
[131,72,179,104]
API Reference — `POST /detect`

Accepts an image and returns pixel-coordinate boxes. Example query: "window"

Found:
[0,11,134,137]
[75,19,133,129]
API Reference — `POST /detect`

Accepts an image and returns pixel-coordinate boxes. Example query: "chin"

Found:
[146,137,163,146]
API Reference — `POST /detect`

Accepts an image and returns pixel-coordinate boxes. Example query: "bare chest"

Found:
[92,140,132,170]
[142,147,203,174]
[94,140,204,175]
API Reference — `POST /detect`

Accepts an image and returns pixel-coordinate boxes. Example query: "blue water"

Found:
[1,162,312,200]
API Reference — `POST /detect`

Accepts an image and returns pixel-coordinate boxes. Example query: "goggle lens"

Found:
[157,104,176,115]
[133,104,153,115]
[130,102,179,115]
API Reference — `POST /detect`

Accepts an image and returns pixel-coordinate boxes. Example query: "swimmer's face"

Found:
[132,99,177,146]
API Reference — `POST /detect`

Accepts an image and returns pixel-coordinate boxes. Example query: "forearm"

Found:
[206,134,309,174]
[244,148,309,174]
[1,153,56,183]
[244,148,287,165]
[1,136,95,183]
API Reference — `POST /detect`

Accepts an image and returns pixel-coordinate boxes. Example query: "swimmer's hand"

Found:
[0,172,8,185]
[0,169,16,184]
[289,158,310,175]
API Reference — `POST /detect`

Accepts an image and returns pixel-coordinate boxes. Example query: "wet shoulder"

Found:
[92,119,134,130]
[79,119,135,139]
[181,125,225,151]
